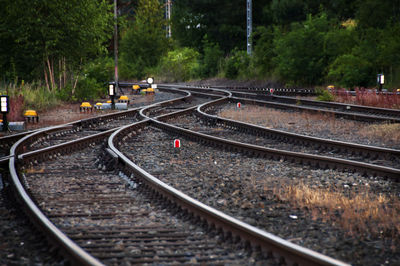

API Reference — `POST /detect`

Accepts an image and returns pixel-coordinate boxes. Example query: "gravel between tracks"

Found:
[23,144,274,265]
[217,103,400,150]
[119,125,400,266]
[170,113,400,169]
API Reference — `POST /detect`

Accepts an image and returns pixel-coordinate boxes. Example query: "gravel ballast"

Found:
[119,125,400,266]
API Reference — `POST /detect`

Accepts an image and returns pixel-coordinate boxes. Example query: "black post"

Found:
[111,95,115,110]
[2,113,8,132]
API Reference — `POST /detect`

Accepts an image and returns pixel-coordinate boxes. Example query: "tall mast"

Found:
[246,0,252,55]
[166,0,172,38]
[114,0,119,93]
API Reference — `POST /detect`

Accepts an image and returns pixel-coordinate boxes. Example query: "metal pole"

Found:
[166,0,172,38]
[246,0,252,55]
[114,0,119,94]
[2,113,8,132]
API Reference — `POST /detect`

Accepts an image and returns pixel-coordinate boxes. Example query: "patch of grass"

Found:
[274,182,400,247]
[358,123,400,144]
[1,83,61,116]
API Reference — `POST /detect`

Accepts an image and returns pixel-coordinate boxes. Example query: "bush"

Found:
[327,54,373,88]
[156,47,200,82]
[315,88,335,102]
[273,14,330,86]
[74,77,104,101]
[199,36,223,78]
[83,57,113,86]
[223,49,251,79]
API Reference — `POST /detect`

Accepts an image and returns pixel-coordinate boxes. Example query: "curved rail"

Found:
[195,98,400,178]
[6,87,191,264]
[157,84,400,123]
[110,107,349,266]
[142,88,400,179]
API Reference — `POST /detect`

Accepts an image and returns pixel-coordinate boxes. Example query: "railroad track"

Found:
[161,84,400,123]
[7,89,350,265]
[5,84,399,265]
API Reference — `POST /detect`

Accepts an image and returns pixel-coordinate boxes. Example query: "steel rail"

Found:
[196,98,400,163]
[110,111,350,266]
[6,87,192,265]
[9,126,105,266]
[0,87,189,156]
[154,84,400,123]
[138,87,400,178]
[231,90,400,119]
[228,96,400,123]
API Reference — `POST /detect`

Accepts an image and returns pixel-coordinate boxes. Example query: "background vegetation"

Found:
[1,0,399,113]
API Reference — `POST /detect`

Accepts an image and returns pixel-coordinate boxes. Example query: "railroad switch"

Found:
[80,102,93,112]
[24,110,39,123]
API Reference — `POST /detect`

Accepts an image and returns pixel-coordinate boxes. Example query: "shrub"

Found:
[315,88,335,102]
[223,49,251,79]
[200,37,223,78]
[74,77,104,101]
[156,47,200,82]
[327,54,373,88]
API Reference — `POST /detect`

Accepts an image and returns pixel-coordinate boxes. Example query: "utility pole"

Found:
[114,0,119,94]
[246,0,252,55]
[166,0,172,38]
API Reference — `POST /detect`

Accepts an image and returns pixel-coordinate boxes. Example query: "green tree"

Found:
[119,0,168,79]
[0,0,113,91]
[327,54,373,88]
[200,36,223,78]
[157,47,200,82]
[252,26,275,77]
[273,14,331,85]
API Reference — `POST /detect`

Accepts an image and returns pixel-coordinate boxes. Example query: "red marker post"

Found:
[237,102,241,108]
[174,139,181,148]
[270,88,274,95]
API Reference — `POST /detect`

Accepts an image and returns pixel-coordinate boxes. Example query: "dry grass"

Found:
[219,105,400,147]
[274,182,400,247]
[333,89,400,109]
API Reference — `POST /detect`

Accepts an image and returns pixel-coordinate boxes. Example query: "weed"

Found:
[275,182,400,245]
[316,88,335,102]
[333,88,400,109]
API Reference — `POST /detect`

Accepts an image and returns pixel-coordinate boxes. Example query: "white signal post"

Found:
[377,74,384,92]
[1,95,9,132]
[109,83,115,110]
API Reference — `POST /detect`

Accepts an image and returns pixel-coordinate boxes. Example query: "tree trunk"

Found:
[59,58,62,89]
[44,64,50,91]
[46,57,55,90]
[63,57,67,89]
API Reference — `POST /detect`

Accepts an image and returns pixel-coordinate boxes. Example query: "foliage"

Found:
[199,36,224,78]
[273,14,331,86]
[1,83,60,112]
[223,49,251,79]
[0,0,113,90]
[327,54,373,88]
[156,47,200,82]
[252,26,275,77]
[119,0,169,80]
[315,88,335,102]
[171,0,273,54]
